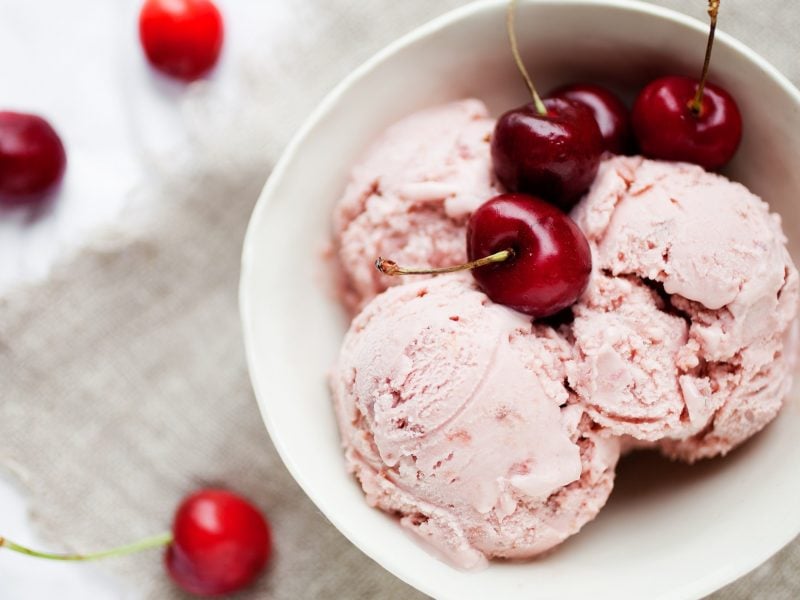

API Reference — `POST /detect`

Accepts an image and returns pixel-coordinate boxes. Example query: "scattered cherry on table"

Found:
[0,111,66,205]
[139,0,225,81]
[0,488,271,597]
[166,489,272,597]
[490,0,603,210]
[377,193,592,318]
[549,83,633,155]
[631,0,741,169]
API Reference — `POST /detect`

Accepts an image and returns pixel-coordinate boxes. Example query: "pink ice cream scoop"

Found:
[333,100,500,313]
[331,276,620,569]
[570,156,799,461]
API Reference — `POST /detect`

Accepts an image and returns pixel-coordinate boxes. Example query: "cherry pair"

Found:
[494,0,739,214]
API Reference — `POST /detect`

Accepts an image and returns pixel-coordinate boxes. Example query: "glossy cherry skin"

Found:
[0,111,66,205]
[491,97,603,211]
[139,0,224,81]
[549,83,633,154]
[632,75,742,170]
[166,489,271,596]
[467,193,591,318]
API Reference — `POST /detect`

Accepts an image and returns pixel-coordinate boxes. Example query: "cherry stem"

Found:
[689,0,720,116]
[507,0,547,116]
[0,532,172,562]
[376,248,515,277]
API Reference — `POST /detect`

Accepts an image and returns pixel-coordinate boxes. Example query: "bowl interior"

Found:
[240,1,800,598]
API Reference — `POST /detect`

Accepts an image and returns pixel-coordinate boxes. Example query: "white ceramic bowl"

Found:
[240,1,800,598]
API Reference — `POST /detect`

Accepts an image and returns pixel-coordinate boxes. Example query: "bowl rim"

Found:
[240,1,800,597]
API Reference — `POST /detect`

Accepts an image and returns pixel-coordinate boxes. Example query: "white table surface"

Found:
[0,1,292,597]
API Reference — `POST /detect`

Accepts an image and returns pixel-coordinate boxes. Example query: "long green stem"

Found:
[376,249,514,277]
[507,0,547,116]
[689,0,721,115]
[0,532,172,562]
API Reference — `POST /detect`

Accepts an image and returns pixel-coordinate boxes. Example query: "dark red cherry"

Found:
[632,75,741,170]
[166,489,271,596]
[139,0,224,81]
[491,98,603,211]
[549,83,633,154]
[0,111,66,205]
[466,193,591,317]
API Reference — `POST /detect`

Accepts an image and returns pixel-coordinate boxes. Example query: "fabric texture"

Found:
[0,1,797,598]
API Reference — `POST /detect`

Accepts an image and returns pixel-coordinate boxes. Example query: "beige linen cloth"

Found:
[1,1,798,598]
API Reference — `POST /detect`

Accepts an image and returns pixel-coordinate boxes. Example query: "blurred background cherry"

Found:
[139,0,225,81]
